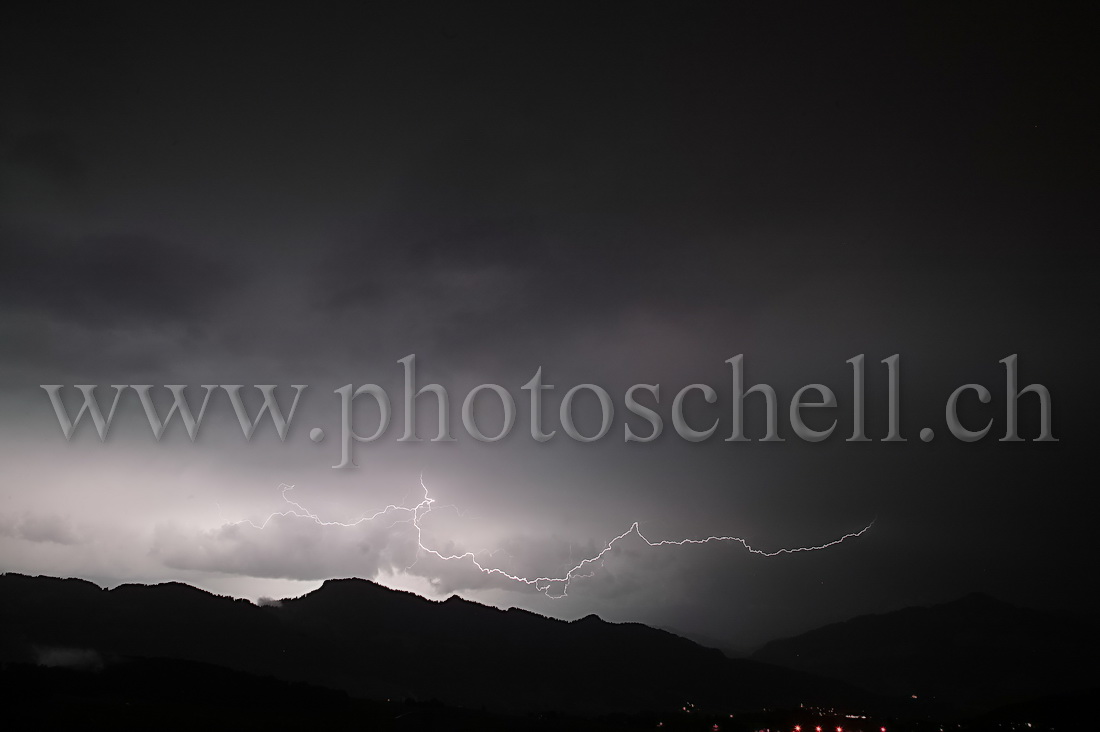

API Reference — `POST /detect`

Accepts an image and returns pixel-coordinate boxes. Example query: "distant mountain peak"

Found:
[318,576,381,590]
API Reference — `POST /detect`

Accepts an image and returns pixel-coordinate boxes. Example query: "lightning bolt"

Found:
[227,477,873,598]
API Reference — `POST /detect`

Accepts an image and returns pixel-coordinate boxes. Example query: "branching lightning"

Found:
[226,478,873,598]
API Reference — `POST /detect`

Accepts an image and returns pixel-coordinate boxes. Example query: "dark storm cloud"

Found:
[4,130,86,186]
[0,229,236,325]
[315,215,717,356]
[291,3,1094,367]
[0,2,135,116]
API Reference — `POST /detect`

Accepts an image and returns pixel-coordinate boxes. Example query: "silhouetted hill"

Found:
[1,656,688,731]
[751,592,1100,717]
[974,687,1099,729]
[0,573,872,717]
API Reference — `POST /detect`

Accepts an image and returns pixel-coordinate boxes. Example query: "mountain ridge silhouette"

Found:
[0,572,871,716]
[751,590,1099,716]
[4,573,1094,721]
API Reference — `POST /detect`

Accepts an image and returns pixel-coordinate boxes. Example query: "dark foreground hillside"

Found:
[3,574,1092,729]
[0,573,870,718]
[752,592,1100,718]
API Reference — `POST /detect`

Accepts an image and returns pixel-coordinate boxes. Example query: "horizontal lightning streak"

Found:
[226,478,873,598]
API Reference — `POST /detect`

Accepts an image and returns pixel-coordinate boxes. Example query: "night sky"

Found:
[1,3,1095,650]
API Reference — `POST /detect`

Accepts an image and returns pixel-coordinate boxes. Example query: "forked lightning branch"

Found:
[228,477,874,598]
